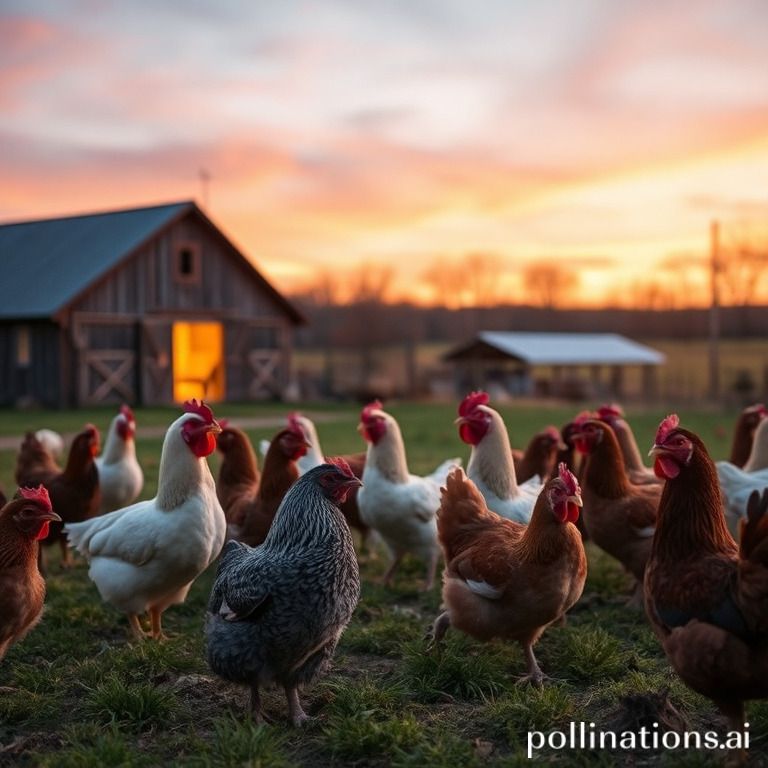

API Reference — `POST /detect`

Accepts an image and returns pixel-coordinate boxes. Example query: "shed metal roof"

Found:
[0,200,305,324]
[445,331,666,366]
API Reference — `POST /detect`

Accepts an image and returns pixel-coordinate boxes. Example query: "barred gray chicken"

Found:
[205,460,361,725]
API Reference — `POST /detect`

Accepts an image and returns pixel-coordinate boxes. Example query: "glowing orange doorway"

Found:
[172,322,225,403]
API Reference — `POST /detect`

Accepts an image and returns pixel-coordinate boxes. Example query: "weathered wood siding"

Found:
[0,322,61,407]
[71,214,286,319]
[63,211,296,405]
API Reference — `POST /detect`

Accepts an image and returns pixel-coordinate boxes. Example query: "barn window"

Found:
[16,326,31,368]
[174,242,201,284]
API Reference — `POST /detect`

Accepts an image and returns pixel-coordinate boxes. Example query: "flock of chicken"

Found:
[0,395,767,747]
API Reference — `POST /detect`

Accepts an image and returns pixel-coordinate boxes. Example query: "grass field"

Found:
[0,400,766,767]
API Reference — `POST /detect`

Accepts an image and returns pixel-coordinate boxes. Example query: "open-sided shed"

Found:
[0,201,305,407]
[443,331,666,401]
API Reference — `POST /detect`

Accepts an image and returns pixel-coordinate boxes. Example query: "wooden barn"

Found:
[0,201,305,407]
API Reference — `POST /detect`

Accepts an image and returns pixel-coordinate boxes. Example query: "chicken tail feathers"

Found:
[437,468,495,560]
[741,488,768,566]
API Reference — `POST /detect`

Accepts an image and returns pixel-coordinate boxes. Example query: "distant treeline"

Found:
[293,301,768,349]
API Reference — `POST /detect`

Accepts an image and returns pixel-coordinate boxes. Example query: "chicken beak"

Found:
[648,443,663,458]
[557,439,568,451]
[40,509,62,523]
[568,493,583,508]
[343,476,363,490]
[454,416,467,425]
[210,421,223,436]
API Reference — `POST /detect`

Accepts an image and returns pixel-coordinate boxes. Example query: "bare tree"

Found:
[522,260,577,309]
[719,221,768,306]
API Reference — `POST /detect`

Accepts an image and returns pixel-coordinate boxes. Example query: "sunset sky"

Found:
[2,0,768,307]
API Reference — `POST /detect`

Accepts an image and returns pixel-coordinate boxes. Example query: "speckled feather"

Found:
[205,464,360,690]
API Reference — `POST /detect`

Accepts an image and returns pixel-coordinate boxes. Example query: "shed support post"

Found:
[611,366,624,399]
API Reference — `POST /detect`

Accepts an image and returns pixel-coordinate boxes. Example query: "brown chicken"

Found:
[646,414,768,743]
[596,404,661,486]
[574,419,660,598]
[729,404,767,468]
[237,424,308,547]
[39,425,101,569]
[513,427,564,483]
[15,431,62,487]
[0,486,62,659]
[216,424,261,530]
[429,464,586,685]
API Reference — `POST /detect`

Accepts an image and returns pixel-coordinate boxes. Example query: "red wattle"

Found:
[654,456,680,479]
[458,422,476,445]
[191,431,217,458]
[575,438,589,455]
[566,502,580,523]
[35,521,51,541]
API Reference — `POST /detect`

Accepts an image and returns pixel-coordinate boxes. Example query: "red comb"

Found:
[120,404,134,421]
[458,391,490,418]
[655,414,680,444]
[573,410,595,427]
[597,403,623,422]
[557,462,580,496]
[287,412,303,432]
[326,456,355,478]
[361,400,383,423]
[183,399,215,424]
[19,485,52,511]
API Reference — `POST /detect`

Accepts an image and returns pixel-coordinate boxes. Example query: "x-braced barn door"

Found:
[72,314,138,405]
[226,320,287,400]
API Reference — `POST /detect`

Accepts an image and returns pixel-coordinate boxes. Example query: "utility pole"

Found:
[708,219,721,403]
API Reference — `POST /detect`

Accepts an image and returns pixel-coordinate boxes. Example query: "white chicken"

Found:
[65,400,226,640]
[455,392,544,523]
[716,461,768,539]
[742,415,768,472]
[95,404,144,513]
[35,429,64,460]
[357,401,460,590]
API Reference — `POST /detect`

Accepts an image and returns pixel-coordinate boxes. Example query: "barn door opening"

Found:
[172,322,225,402]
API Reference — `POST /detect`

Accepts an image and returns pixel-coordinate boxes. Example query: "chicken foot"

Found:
[516,642,546,687]
[425,611,451,651]
[285,685,310,727]
[127,613,149,640]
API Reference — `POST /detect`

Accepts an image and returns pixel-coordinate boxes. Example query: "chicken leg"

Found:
[379,553,403,586]
[426,611,451,651]
[149,606,168,640]
[127,613,147,640]
[285,685,310,727]
[517,641,545,687]
[249,683,265,725]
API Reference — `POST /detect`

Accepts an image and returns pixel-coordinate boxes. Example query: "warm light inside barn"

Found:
[172,322,225,403]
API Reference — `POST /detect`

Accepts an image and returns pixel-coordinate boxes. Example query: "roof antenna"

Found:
[199,168,211,209]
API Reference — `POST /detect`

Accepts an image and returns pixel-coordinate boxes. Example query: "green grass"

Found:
[0,400,765,767]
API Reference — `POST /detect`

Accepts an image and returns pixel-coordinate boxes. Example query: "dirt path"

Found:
[0,412,348,451]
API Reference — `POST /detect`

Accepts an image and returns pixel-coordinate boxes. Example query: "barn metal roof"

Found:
[0,200,305,324]
[445,331,666,366]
